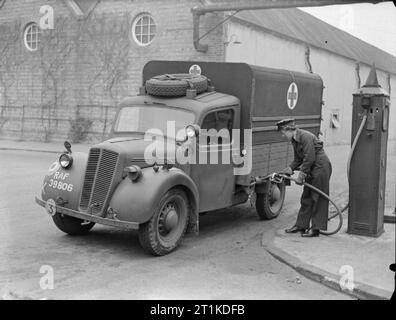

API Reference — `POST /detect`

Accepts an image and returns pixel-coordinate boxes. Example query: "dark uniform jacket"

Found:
[289,128,325,175]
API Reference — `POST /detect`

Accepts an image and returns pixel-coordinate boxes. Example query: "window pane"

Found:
[25,23,40,51]
[202,113,217,130]
[201,110,234,144]
[136,24,142,36]
[133,14,156,45]
[115,106,195,137]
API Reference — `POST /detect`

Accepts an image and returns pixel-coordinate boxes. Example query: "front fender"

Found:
[41,152,87,210]
[109,167,199,224]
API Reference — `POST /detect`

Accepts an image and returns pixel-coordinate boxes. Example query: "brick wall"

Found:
[0,0,226,142]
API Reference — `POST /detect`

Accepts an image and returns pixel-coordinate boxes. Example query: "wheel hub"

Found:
[270,185,281,204]
[164,208,178,232]
[159,204,179,234]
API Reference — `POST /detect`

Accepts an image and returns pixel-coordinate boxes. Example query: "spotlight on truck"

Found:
[124,165,143,182]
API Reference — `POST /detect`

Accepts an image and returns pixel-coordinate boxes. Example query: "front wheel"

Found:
[52,213,95,235]
[255,181,286,220]
[138,189,189,256]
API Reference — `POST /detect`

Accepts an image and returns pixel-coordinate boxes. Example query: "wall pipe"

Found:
[192,0,391,52]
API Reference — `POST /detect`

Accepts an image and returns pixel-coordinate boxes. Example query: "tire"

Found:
[138,189,189,256]
[52,213,95,235]
[145,74,208,97]
[255,182,286,220]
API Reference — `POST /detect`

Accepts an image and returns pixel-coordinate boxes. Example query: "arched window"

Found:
[132,13,156,46]
[24,22,40,52]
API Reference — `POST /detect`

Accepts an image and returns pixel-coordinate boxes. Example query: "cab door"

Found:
[190,108,237,212]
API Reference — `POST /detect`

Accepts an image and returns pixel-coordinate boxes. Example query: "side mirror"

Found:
[64,141,72,154]
[176,131,188,144]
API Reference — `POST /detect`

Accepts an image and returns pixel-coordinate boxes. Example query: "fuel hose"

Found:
[253,174,342,235]
[281,175,343,236]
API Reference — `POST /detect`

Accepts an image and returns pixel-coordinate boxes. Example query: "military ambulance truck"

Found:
[36,61,323,255]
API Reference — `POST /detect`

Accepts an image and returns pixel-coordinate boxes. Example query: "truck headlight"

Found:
[59,153,73,169]
[124,165,142,182]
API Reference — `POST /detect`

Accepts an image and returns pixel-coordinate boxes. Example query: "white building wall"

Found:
[225,22,306,72]
[309,48,356,145]
[225,21,396,147]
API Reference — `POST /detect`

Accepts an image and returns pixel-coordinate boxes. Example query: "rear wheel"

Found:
[255,181,286,220]
[138,189,189,256]
[52,213,95,235]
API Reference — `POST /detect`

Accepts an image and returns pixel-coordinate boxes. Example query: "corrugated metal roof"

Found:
[232,8,396,75]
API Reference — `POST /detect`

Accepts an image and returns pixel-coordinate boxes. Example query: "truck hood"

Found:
[94,136,178,168]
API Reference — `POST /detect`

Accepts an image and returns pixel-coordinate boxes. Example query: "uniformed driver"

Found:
[277,118,332,237]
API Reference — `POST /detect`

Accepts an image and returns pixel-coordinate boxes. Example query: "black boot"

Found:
[301,229,320,237]
[285,225,306,233]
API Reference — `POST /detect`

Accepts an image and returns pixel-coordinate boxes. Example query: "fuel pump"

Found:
[348,65,391,237]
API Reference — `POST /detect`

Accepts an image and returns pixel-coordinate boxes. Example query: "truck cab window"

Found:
[201,109,234,145]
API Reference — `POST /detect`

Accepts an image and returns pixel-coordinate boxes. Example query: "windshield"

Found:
[115,105,195,138]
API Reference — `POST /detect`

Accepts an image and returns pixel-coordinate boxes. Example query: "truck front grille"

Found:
[80,148,119,215]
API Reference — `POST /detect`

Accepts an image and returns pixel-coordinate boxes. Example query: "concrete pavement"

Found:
[265,220,395,300]
[1,138,395,299]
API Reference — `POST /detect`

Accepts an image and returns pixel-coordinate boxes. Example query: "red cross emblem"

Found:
[189,64,201,76]
[287,82,298,110]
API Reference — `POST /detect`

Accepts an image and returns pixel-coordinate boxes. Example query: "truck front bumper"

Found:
[35,196,139,230]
